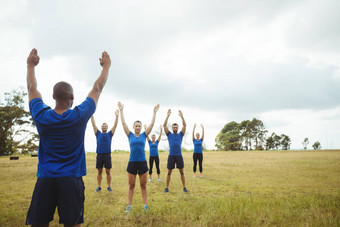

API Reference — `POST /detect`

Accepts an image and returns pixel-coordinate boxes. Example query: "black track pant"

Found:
[149,156,160,175]
[193,153,203,173]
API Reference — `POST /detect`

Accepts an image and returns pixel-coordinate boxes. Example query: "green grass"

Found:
[0,150,339,226]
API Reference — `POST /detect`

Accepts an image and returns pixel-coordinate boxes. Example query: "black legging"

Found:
[193,153,203,173]
[149,156,160,175]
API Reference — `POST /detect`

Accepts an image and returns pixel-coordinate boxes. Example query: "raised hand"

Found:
[201,124,204,128]
[167,109,171,116]
[27,49,40,67]
[118,101,124,111]
[178,110,183,118]
[115,109,119,116]
[99,51,111,68]
[144,124,147,130]
[194,123,196,128]
[154,104,160,113]
[160,124,162,129]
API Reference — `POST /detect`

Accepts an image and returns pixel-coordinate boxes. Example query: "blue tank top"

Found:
[96,131,113,153]
[29,97,95,178]
[128,132,147,162]
[149,140,159,157]
[193,139,203,153]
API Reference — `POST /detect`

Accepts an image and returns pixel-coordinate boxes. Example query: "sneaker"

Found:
[183,187,189,193]
[107,187,112,192]
[144,205,149,211]
[157,178,161,182]
[125,205,132,213]
[95,187,101,192]
[163,188,169,193]
[193,173,197,178]
[200,174,204,178]
[148,178,152,182]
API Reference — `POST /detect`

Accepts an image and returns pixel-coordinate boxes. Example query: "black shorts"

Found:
[96,153,112,169]
[26,177,85,225]
[167,155,184,169]
[126,161,148,175]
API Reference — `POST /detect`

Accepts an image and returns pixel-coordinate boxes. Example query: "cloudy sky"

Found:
[1,0,340,151]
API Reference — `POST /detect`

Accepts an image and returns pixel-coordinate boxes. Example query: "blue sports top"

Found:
[193,139,203,153]
[148,140,159,157]
[167,131,184,156]
[128,132,147,162]
[29,97,96,178]
[96,131,113,154]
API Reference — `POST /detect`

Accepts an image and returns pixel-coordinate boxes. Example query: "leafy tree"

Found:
[215,121,241,151]
[0,88,38,155]
[265,134,275,150]
[302,137,309,150]
[312,141,321,150]
[280,134,291,150]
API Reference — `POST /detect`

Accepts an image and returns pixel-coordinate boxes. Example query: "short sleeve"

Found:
[75,97,96,120]
[29,98,50,120]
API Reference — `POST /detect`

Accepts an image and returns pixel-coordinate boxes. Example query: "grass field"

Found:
[0,150,339,226]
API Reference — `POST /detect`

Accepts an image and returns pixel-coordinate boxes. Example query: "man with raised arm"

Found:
[163,109,189,193]
[25,48,111,227]
[91,111,119,193]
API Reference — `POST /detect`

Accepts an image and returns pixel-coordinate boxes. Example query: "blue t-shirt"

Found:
[128,132,147,162]
[167,131,184,156]
[29,97,96,178]
[193,139,203,154]
[148,140,159,157]
[96,131,113,154]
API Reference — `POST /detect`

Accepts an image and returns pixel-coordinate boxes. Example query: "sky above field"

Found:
[1,0,340,151]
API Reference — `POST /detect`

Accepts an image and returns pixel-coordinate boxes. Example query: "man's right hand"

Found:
[99,51,111,68]
[27,49,40,67]
[167,109,171,116]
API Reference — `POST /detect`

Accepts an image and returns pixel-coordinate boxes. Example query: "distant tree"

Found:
[265,133,275,150]
[273,133,281,150]
[280,134,291,150]
[312,141,321,150]
[0,88,38,155]
[215,121,241,151]
[302,137,309,150]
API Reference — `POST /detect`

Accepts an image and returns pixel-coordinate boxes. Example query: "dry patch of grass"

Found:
[0,150,339,226]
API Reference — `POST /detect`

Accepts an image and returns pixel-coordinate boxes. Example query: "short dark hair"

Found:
[53,81,73,101]
[172,123,178,127]
[134,120,142,126]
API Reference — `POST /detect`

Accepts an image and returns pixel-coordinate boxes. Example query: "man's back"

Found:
[30,97,95,178]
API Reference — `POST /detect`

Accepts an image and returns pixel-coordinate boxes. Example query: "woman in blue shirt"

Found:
[118,101,160,213]
[192,124,205,177]
[145,124,162,182]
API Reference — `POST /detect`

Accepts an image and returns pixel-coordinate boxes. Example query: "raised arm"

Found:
[163,109,171,135]
[90,116,99,134]
[143,124,150,142]
[145,104,160,136]
[192,123,196,140]
[158,124,163,142]
[26,49,42,102]
[201,124,205,141]
[118,102,130,136]
[87,51,111,106]
[179,110,186,135]
[110,110,119,135]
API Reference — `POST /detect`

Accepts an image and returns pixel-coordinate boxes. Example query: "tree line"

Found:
[215,118,291,151]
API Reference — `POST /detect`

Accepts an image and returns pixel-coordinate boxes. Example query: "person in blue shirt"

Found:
[145,124,162,182]
[163,109,189,193]
[118,101,160,213]
[90,111,119,193]
[25,49,111,226]
[192,124,205,178]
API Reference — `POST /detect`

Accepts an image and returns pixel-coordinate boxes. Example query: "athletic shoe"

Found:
[107,187,112,192]
[163,188,169,193]
[200,174,204,178]
[148,178,152,182]
[144,205,149,211]
[125,205,132,213]
[183,187,189,193]
[95,187,101,192]
[157,178,161,182]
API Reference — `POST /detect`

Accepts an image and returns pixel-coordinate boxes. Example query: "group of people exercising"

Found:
[91,106,205,213]
[25,49,205,226]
